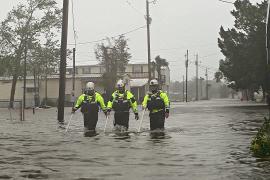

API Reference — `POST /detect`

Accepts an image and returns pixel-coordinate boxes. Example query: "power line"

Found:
[152,43,218,52]
[218,0,234,4]
[125,0,145,16]
[71,0,77,48]
[68,25,146,46]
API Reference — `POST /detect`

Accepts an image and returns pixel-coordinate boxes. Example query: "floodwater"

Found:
[0,99,270,180]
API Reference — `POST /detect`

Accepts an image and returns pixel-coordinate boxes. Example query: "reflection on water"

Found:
[0,100,270,179]
[83,130,98,137]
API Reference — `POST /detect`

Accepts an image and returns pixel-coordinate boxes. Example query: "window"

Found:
[82,67,91,74]
[100,67,105,73]
[26,87,39,93]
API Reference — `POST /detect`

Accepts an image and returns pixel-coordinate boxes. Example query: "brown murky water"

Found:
[0,99,269,180]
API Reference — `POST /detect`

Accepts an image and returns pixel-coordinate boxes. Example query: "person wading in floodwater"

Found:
[72,82,107,132]
[142,79,170,131]
[107,79,139,131]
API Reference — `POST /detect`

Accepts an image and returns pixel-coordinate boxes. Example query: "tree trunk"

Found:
[9,74,18,108]
[37,75,40,106]
[157,69,161,84]
[246,89,249,101]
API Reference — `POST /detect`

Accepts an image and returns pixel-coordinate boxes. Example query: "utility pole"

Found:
[45,60,48,106]
[33,68,37,107]
[200,77,203,99]
[57,0,69,123]
[266,5,270,119]
[195,54,199,101]
[72,48,76,92]
[206,68,209,100]
[23,40,28,121]
[185,50,189,102]
[183,75,185,102]
[146,0,152,82]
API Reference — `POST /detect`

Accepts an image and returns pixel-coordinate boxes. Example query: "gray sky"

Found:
[0,0,263,81]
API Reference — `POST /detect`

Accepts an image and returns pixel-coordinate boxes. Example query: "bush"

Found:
[251,117,270,157]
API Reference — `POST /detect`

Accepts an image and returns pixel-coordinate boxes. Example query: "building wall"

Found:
[68,64,160,79]
[0,77,92,107]
[0,78,38,107]
[0,63,169,107]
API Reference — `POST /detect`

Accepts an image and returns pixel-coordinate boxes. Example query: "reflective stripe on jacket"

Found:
[107,90,138,113]
[75,92,106,111]
[142,90,170,113]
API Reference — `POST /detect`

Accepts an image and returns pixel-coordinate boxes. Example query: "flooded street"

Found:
[0,99,270,180]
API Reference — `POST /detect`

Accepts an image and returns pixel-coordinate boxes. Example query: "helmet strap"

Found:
[87,90,95,96]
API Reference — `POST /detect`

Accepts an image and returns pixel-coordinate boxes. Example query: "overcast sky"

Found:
[0,0,264,81]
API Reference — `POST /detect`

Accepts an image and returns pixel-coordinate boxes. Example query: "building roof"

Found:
[0,74,102,81]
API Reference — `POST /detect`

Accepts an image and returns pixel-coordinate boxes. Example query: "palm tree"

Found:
[154,56,169,85]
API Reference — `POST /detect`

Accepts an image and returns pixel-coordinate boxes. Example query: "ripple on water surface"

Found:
[0,101,270,179]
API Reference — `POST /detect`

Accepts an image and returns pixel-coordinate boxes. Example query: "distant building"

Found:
[67,63,170,102]
[0,63,170,107]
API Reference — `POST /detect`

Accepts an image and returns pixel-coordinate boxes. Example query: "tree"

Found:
[214,71,223,83]
[154,55,169,85]
[0,0,61,107]
[218,0,268,98]
[95,36,131,99]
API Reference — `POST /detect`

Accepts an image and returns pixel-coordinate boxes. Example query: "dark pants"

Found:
[83,112,98,130]
[149,111,165,130]
[114,112,130,129]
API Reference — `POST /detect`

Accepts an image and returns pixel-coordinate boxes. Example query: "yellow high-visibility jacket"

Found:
[107,90,138,113]
[74,92,106,112]
[142,90,170,113]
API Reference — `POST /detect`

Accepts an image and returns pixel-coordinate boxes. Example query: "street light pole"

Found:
[57,0,69,123]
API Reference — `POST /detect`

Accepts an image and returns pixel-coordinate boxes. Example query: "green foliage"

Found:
[214,71,223,83]
[218,0,268,93]
[251,117,270,157]
[154,55,169,84]
[0,0,61,105]
[95,36,131,97]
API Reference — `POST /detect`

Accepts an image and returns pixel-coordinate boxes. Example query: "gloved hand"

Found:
[165,109,169,118]
[135,113,139,120]
[71,107,77,114]
[104,110,109,117]
[107,109,111,116]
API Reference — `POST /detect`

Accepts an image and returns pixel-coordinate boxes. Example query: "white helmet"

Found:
[86,82,95,90]
[116,79,125,88]
[149,79,158,86]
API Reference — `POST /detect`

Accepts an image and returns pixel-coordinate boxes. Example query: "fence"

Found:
[0,100,23,121]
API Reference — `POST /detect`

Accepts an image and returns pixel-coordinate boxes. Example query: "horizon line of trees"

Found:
[0,0,62,107]
[216,0,270,100]
[0,0,170,107]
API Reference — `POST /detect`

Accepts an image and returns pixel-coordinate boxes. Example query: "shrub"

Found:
[251,117,270,157]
